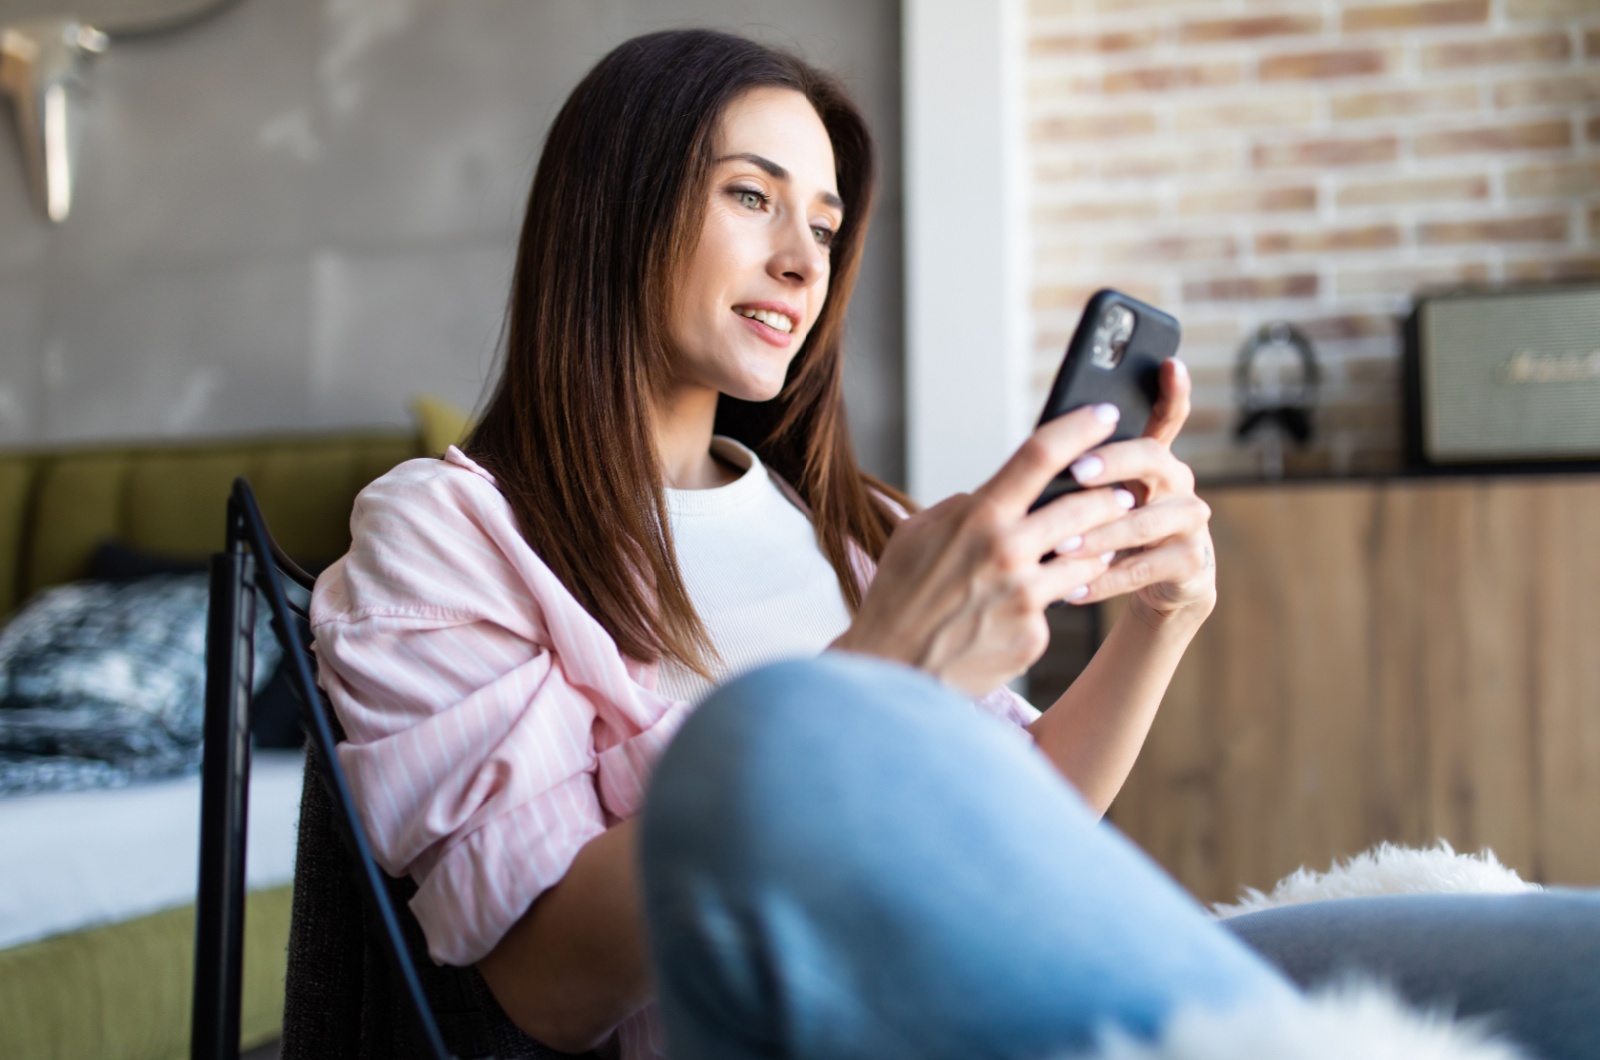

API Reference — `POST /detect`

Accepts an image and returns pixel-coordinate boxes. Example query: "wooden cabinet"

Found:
[1104,475,1600,905]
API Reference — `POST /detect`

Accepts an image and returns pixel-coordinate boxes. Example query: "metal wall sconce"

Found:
[0,18,107,222]
[0,0,243,223]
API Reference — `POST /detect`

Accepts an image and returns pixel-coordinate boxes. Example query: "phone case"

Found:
[1031,289,1181,511]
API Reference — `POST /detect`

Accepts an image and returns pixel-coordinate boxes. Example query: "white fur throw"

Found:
[1068,841,1542,1059]
[1211,839,1539,920]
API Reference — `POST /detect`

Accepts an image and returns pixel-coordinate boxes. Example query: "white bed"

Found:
[0,749,303,950]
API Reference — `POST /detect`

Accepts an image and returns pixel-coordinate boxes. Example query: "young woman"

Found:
[312,28,1592,1060]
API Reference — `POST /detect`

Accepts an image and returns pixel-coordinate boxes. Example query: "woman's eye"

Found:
[811,225,835,248]
[733,189,766,210]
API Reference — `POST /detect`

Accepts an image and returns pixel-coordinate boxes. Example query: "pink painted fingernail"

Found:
[1058,535,1083,554]
[1067,585,1089,601]
[1114,488,1136,509]
[1071,455,1105,484]
[1100,551,1115,564]
[1094,403,1120,424]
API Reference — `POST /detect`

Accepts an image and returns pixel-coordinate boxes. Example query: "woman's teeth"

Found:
[736,307,794,334]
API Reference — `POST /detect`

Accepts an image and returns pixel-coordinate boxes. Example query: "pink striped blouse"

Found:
[311,446,1039,1057]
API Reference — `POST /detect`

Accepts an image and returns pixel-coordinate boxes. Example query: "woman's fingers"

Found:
[1072,534,1214,606]
[1068,436,1195,501]
[1021,484,1136,557]
[846,378,1207,695]
[1069,495,1211,558]
[1143,358,1192,447]
[977,403,1121,516]
[1034,552,1116,605]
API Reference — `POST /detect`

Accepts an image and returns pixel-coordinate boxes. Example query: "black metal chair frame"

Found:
[191,477,459,1060]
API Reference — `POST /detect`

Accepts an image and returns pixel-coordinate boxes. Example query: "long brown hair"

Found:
[466,29,910,676]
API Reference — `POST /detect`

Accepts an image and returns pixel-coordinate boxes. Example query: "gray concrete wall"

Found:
[0,0,904,482]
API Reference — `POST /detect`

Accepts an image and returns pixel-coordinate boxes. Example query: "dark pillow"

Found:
[86,541,208,581]
[85,541,309,750]
[249,618,313,750]
[0,575,281,795]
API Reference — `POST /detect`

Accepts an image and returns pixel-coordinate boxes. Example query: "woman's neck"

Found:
[653,384,740,490]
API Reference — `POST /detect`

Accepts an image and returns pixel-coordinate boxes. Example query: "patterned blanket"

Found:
[0,575,279,796]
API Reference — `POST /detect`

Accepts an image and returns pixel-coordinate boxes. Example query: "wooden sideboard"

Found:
[1104,474,1600,905]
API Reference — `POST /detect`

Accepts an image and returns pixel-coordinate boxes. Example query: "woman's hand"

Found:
[1056,359,1216,624]
[832,403,1135,697]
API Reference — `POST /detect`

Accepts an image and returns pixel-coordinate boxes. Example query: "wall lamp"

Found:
[0,0,243,223]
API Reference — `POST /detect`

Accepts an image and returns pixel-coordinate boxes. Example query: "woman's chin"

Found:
[721,376,788,404]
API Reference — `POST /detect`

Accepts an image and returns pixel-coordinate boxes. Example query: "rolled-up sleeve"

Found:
[312,455,688,966]
[316,608,612,964]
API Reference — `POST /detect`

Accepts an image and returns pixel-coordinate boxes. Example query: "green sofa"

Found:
[0,428,427,1060]
[0,431,428,617]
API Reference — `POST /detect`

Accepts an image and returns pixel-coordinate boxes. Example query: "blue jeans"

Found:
[638,655,1600,1059]
[638,655,1294,1058]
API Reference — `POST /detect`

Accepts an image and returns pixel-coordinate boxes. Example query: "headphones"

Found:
[1234,321,1321,446]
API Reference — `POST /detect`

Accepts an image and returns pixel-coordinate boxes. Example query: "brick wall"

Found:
[1028,0,1600,478]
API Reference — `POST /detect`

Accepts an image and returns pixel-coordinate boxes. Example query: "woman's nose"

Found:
[770,218,827,286]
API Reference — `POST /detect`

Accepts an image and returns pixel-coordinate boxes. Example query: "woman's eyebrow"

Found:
[716,152,845,212]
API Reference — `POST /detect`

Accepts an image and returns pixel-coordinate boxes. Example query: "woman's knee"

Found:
[651,654,961,808]
[638,652,998,916]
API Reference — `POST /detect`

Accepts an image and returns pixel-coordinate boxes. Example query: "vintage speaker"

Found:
[1404,284,1600,470]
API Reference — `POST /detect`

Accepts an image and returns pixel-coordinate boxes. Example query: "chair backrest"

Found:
[192,477,456,1060]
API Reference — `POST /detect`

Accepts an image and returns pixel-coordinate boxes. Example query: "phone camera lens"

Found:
[1092,304,1135,369]
[1106,305,1135,342]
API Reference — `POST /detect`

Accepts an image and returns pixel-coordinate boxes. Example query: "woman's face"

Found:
[665,86,843,403]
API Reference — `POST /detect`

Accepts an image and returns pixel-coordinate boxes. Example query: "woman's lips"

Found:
[734,309,795,348]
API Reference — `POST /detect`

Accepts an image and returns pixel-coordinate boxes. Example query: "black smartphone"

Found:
[1030,289,1181,512]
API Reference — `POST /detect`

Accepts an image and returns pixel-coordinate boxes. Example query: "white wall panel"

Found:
[903,0,1030,505]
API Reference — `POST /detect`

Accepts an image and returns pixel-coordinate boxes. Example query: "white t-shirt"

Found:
[656,436,854,702]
